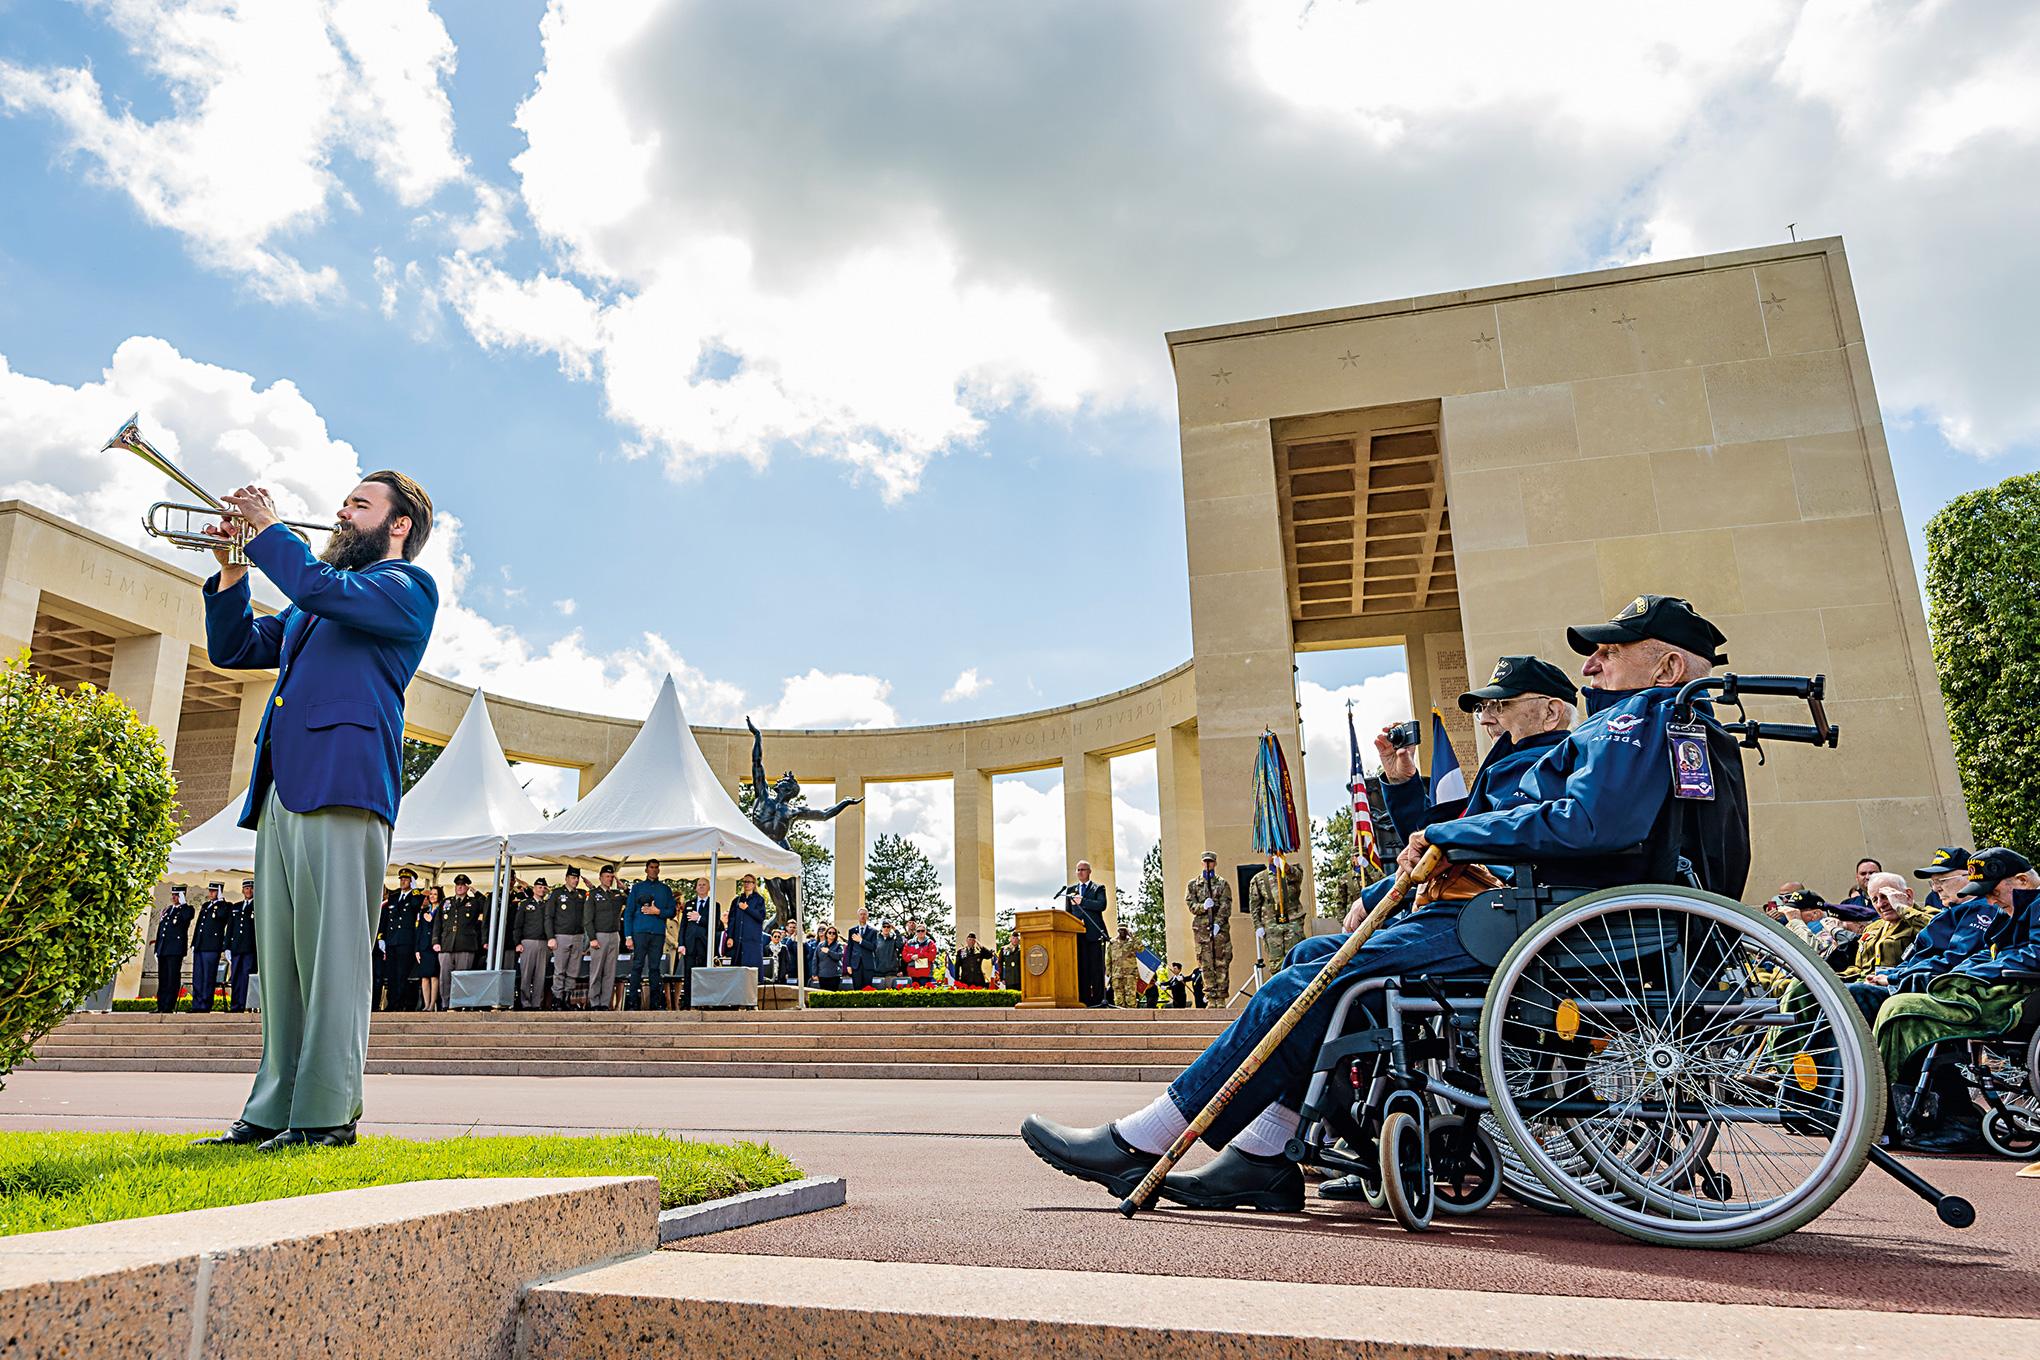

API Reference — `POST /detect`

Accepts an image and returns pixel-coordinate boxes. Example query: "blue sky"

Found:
[5,1,2037,906]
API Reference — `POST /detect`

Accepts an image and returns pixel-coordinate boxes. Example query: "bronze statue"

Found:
[745,717,862,926]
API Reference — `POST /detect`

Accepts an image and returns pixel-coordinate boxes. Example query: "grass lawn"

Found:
[0,1130,801,1237]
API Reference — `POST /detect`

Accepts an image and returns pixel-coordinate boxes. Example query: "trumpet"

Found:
[104,414,330,565]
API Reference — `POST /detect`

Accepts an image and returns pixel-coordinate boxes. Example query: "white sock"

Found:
[1228,1103,1301,1158]
[1114,1094,1189,1154]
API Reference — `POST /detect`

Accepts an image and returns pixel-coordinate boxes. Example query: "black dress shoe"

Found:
[1157,1145,1304,1211]
[255,1128,307,1152]
[1316,1172,1378,1201]
[191,1120,278,1147]
[1020,1116,1160,1197]
[256,1122,357,1152]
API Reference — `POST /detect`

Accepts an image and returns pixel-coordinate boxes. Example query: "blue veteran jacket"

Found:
[1423,687,1681,880]
[204,525,438,830]
[723,891,769,968]
[1891,891,1976,977]
[1950,889,2040,983]
[1380,729,1569,832]
[625,880,677,939]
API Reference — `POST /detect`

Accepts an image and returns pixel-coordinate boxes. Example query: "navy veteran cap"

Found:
[1567,595,1728,666]
[1780,888,1828,913]
[1459,654,1578,712]
[1913,846,1971,879]
[1956,848,2032,898]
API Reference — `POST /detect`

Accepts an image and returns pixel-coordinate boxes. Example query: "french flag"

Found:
[1428,709,1467,805]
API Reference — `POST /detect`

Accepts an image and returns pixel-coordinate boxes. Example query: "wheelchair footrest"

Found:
[1313,1027,1394,1073]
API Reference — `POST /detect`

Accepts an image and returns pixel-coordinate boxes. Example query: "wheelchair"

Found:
[1893,982,2040,1159]
[1283,673,1976,1249]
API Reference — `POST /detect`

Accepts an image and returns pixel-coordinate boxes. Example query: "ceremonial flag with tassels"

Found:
[1347,703,1381,876]
[1251,729,1301,856]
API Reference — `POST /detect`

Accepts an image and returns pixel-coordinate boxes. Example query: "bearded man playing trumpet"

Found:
[189,471,439,1152]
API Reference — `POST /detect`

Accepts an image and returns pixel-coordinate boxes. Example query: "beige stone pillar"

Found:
[1062,750,1116,919]
[832,771,866,927]
[108,633,190,765]
[953,767,995,944]
[0,579,38,660]
[1154,721,1204,965]
[1182,418,1312,910]
[228,678,271,797]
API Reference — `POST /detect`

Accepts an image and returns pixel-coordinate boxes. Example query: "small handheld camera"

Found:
[1386,720,1421,749]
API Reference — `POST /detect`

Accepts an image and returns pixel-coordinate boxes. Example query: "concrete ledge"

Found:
[658,1176,845,1243]
[520,1251,2040,1360]
[0,1176,657,1360]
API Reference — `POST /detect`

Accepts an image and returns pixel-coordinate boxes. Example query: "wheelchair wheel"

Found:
[1480,886,1881,1249]
[1981,1107,2040,1160]
[1378,1110,1433,1231]
[1429,1115,1501,1215]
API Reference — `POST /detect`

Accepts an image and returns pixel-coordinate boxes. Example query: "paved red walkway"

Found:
[7,1071,2034,1317]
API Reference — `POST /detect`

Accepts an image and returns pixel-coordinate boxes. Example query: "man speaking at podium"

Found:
[1060,860,1110,1008]
[192,472,438,1152]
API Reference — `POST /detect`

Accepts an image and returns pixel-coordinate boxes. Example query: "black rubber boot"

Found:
[1020,1116,1160,1197]
[1157,1145,1305,1211]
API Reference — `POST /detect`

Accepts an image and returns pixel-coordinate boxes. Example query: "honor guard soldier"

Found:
[585,865,628,1010]
[511,878,551,1009]
[227,880,259,1012]
[434,873,489,1007]
[376,869,424,1010]
[151,885,195,1014]
[191,883,231,1012]
[1186,852,1233,1004]
[1247,854,1307,974]
[1108,923,1144,1008]
[545,867,591,1009]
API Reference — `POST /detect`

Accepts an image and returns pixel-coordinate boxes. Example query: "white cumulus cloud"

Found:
[941,667,991,703]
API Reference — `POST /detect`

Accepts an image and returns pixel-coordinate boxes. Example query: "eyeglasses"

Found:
[1471,697,1528,716]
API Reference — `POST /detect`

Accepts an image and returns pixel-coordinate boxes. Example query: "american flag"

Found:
[1346,702,1381,876]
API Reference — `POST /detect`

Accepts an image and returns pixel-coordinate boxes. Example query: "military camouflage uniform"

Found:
[1185,870,1233,1002]
[1108,930,1144,1007]
[1248,865,1308,968]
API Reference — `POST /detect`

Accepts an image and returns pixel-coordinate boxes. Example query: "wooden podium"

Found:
[1013,908,1085,1009]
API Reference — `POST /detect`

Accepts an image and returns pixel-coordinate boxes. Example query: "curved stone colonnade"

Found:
[0,501,1209,953]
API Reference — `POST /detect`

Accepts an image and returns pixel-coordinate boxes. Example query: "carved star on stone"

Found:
[1611,312,1638,330]
[1761,291,1786,314]
[1471,332,1495,350]
[1337,350,1361,367]
[1211,367,1233,385]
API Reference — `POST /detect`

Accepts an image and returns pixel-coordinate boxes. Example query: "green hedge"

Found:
[807,988,1020,1008]
[1,655,178,1086]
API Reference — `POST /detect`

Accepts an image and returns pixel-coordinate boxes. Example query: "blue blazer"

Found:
[204,524,438,830]
[722,892,768,968]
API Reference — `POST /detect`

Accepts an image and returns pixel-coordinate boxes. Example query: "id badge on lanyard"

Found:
[1667,721,1715,801]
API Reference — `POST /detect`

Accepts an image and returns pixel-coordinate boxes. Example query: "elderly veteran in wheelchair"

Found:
[1021,595,1739,1213]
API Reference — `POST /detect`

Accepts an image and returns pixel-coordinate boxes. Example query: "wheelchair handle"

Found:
[1674,672,1838,751]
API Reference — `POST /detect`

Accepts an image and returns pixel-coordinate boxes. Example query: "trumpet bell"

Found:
[106,413,329,565]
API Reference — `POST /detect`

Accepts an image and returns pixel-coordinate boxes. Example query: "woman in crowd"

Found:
[414,885,444,1011]
[814,926,846,989]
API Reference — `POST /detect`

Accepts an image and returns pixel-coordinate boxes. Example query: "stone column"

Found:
[832,771,866,927]
[1182,418,1313,910]
[1154,720,1206,966]
[228,678,271,797]
[1062,750,1116,917]
[0,579,38,660]
[953,767,995,945]
[107,633,190,999]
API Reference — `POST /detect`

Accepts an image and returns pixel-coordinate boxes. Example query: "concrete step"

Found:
[27,1055,1181,1080]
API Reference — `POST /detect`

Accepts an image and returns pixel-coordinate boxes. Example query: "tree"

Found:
[1,655,179,1085]
[864,832,951,941]
[401,736,441,793]
[736,782,834,927]
[1312,807,1354,918]
[1925,472,2040,852]
[1124,843,1170,959]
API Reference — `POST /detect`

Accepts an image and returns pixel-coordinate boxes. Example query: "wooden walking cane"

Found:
[1118,845,1444,1217]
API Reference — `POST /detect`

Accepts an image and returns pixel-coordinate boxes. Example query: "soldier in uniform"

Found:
[585,864,628,1010]
[545,867,591,1009]
[1108,923,1143,1007]
[1247,855,1306,975]
[434,873,489,1008]
[511,878,551,1009]
[191,883,231,1013]
[151,885,194,1014]
[227,880,259,1013]
[1185,851,1233,1005]
[376,869,423,1010]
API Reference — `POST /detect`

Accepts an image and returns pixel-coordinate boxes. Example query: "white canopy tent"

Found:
[508,675,799,876]
[163,789,257,877]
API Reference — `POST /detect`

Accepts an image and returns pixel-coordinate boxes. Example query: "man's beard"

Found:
[319,515,392,570]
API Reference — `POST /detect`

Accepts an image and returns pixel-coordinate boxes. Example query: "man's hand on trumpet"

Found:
[201,485,281,581]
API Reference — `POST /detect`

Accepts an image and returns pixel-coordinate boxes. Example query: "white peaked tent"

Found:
[508,675,800,875]
[163,687,547,876]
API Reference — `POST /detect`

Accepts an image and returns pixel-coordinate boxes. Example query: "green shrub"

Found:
[1924,474,2040,853]
[0,653,178,1085]
[808,987,1020,1008]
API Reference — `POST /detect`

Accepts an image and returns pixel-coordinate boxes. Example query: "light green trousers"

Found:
[242,784,391,1131]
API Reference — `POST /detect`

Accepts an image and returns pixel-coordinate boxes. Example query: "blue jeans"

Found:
[1166,905,1480,1147]
[626,940,666,1008]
